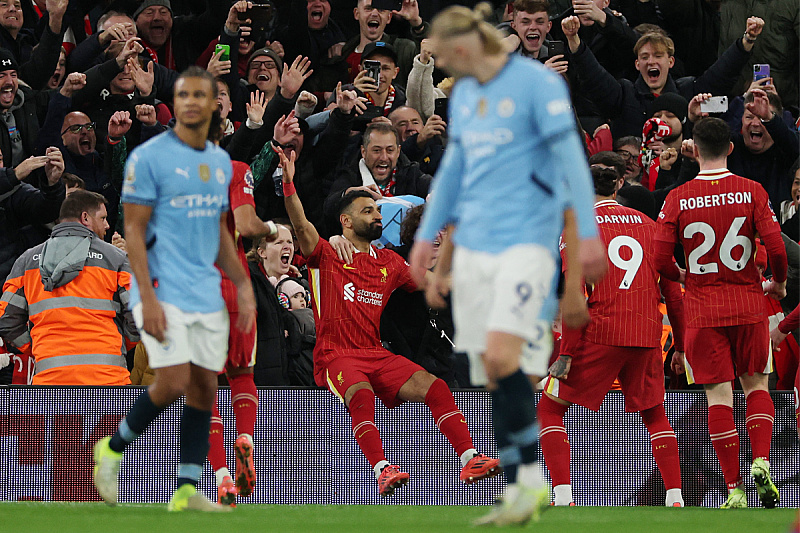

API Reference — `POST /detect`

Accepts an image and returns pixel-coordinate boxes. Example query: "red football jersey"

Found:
[306,239,417,364]
[219,161,255,313]
[583,200,663,348]
[655,169,781,328]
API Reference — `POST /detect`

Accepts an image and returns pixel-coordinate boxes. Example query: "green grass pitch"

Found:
[1,503,797,533]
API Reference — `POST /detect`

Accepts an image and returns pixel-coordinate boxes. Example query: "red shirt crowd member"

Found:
[273,136,499,497]
[654,117,787,510]
[210,159,278,506]
[540,166,685,507]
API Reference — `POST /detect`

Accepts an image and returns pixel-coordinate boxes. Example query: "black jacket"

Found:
[248,261,290,386]
[0,85,51,167]
[0,168,64,281]
[323,152,431,235]
[570,37,752,138]
[0,24,63,90]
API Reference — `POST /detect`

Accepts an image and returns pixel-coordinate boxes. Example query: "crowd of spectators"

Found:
[0,0,797,390]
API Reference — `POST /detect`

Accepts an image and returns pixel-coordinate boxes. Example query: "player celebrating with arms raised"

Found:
[409,3,603,526]
[655,117,787,509]
[274,117,499,497]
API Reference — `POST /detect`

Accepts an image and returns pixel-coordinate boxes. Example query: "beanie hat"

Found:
[134,0,173,21]
[279,279,306,300]
[248,48,284,76]
[0,48,18,73]
[647,92,688,124]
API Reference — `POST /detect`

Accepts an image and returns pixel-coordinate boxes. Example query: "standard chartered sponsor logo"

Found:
[343,282,355,302]
[342,283,383,306]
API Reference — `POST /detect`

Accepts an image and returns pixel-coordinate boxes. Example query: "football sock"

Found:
[490,387,518,483]
[745,390,774,461]
[424,378,474,458]
[640,404,682,491]
[708,404,742,490]
[537,394,571,488]
[177,405,211,488]
[109,390,165,453]
[215,467,232,488]
[492,369,540,484]
[207,402,227,473]
[459,448,479,468]
[553,484,574,506]
[373,460,390,479]
[348,388,387,469]
[666,488,684,507]
[229,373,258,440]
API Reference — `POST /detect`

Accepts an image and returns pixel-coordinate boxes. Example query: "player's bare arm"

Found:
[425,227,453,310]
[124,202,166,342]
[217,212,257,334]
[276,146,319,257]
[548,354,572,379]
[233,203,278,241]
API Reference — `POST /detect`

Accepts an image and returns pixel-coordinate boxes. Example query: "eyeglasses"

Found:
[250,60,277,70]
[62,122,96,134]
[614,150,637,162]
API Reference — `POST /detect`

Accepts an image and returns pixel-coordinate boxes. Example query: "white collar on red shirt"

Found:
[696,168,733,180]
[594,199,619,208]
[353,245,378,258]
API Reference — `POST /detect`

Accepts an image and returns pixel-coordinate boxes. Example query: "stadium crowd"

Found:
[0,0,796,389]
[0,0,797,511]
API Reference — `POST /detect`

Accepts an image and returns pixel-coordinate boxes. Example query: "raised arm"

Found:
[276,141,319,257]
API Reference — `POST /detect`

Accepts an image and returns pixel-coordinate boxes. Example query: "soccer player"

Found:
[208,120,279,506]
[654,117,787,509]
[540,166,686,507]
[409,5,603,526]
[92,67,257,512]
[274,139,500,498]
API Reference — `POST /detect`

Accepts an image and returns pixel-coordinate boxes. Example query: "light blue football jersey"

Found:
[417,54,597,254]
[122,130,232,313]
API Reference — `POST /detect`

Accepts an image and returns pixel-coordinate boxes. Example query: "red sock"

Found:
[640,404,681,490]
[349,388,387,467]
[708,404,742,490]
[425,379,474,457]
[537,395,571,487]
[745,390,774,461]
[207,402,228,473]
[229,373,258,438]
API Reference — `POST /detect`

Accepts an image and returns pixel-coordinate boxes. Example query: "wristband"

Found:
[411,20,425,32]
[266,220,278,237]
[282,181,296,197]
[107,135,123,145]
[743,32,757,44]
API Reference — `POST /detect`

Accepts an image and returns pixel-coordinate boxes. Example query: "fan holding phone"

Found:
[349,42,407,130]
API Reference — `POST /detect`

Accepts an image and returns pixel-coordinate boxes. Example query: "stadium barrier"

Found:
[0,387,797,507]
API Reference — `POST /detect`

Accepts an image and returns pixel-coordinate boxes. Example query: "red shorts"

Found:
[544,341,664,413]
[314,348,425,409]
[223,311,256,373]
[684,321,770,385]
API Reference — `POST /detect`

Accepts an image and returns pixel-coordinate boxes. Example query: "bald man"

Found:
[388,105,446,175]
[37,73,119,237]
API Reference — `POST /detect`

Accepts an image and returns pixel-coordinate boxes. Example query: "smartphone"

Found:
[371,0,402,11]
[433,98,448,123]
[363,60,381,85]
[238,3,273,35]
[699,95,728,114]
[548,40,566,58]
[352,105,384,131]
[753,63,770,82]
[215,44,230,62]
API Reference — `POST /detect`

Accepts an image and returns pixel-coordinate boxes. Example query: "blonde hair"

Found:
[430,2,506,56]
[245,223,293,262]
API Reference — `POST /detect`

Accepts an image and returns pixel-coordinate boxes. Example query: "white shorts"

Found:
[451,244,557,385]
[133,302,229,372]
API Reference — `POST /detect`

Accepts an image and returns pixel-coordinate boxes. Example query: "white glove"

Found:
[0,352,10,369]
